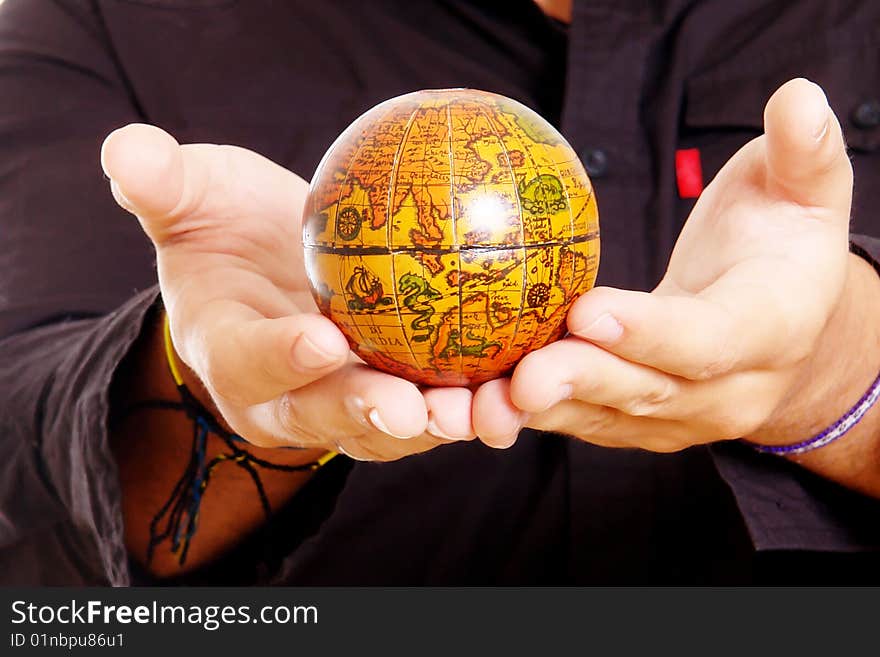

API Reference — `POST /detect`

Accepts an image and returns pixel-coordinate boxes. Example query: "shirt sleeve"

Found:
[0,0,155,584]
[710,234,880,552]
[0,289,158,585]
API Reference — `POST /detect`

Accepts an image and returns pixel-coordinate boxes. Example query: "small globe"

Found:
[303,89,600,386]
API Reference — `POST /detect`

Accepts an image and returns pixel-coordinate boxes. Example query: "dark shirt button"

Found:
[851,100,880,130]
[580,148,608,178]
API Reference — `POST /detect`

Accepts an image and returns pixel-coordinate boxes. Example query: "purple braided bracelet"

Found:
[746,370,880,456]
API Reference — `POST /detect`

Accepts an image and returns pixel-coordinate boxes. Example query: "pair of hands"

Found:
[101,79,856,462]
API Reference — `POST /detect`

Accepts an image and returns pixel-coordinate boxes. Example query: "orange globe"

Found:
[303,89,600,386]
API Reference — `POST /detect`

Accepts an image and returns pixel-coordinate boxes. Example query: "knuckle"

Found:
[274,391,311,441]
[571,373,599,401]
[623,378,678,417]
[576,405,618,439]
[218,404,287,449]
[687,308,742,381]
[693,345,738,381]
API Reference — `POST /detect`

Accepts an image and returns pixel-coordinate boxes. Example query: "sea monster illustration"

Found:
[398,272,442,342]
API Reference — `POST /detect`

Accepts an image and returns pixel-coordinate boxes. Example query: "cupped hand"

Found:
[473,78,864,452]
[102,124,475,460]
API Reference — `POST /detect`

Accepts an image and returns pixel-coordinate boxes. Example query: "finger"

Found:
[244,364,430,448]
[510,337,684,418]
[100,123,306,244]
[567,284,793,380]
[184,301,350,406]
[422,387,476,441]
[763,78,853,215]
[528,401,704,453]
[511,337,785,436]
[472,378,528,449]
[100,124,185,232]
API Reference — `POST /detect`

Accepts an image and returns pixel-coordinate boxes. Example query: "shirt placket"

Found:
[561,1,659,292]
[561,0,664,582]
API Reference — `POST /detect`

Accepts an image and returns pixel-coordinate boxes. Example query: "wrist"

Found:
[748,254,880,445]
[745,252,880,497]
[748,253,880,449]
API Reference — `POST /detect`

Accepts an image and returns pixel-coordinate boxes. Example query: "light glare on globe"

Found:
[467,194,510,234]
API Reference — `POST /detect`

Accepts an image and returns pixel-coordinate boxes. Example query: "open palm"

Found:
[102,124,476,459]
[473,78,863,453]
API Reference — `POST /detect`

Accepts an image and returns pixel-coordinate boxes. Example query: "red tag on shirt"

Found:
[675,148,704,199]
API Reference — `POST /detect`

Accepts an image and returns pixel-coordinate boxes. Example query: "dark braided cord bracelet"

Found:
[118,315,337,566]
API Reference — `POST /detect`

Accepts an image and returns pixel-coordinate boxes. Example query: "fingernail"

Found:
[426,416,468,442]
[293,334,343,370]
[109,179,136,213]
[813,117,829,142]
[573,313,623,343]
[494,411,529,449]
[368,407,416,440]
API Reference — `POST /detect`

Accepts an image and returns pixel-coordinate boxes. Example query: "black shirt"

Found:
[1,0,880,585]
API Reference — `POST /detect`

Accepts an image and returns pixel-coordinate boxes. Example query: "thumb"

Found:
[100,123,307,246]
[100,123,196,244]
[763,78,853,216]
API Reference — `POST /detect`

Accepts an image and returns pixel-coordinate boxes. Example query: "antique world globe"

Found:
[303,89,600,386]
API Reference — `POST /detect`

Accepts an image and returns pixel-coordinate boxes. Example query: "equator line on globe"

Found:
[303,88,600,386]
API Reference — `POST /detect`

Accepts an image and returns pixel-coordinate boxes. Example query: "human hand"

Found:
[473,78,876,453]
[102,124,475,460]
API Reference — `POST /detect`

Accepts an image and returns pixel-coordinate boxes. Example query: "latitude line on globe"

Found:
[303,230,597,256]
